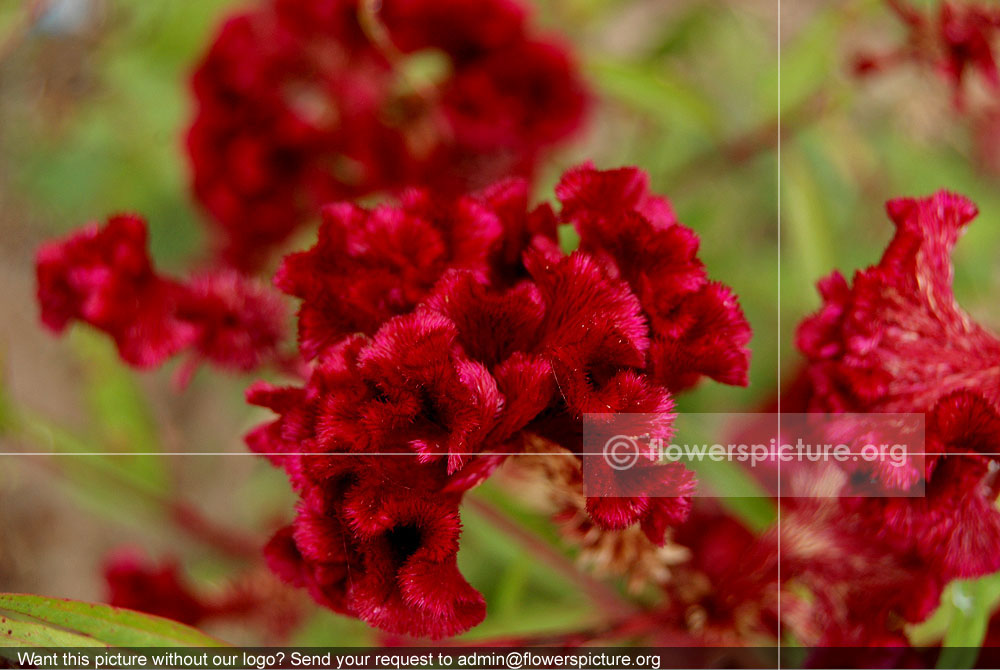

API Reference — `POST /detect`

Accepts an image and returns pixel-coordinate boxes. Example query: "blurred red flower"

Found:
[105,551,214,626]
[36,215,287,378]
[186,0,588,271]
[855,1,1000,107]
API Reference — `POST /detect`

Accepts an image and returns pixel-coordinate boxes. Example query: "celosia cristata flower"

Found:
[854,2,1000,176]
[659,507,778,645]
[792,190,1000,643]
[104,551,215,626]
[36,214,287,377]
[645,192,1000,649]
[104,550,304,639]
[854,1,1000,107]
[187,0,588,270]
[248,163,751,639]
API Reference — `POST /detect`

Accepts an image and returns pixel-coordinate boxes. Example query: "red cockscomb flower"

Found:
[36,215,287,377]
[104,551,213,626]
[264,460,485,639]
[187,0,587,270]
[272,183,547,361]
[853,2,1000,178]
[104,549,302,639]
[854,1,1000,107]
[792,190,1000,642]
[658,506,779,645]
[797,191,998,414]
[556,163,752,392]
[177,269,290,383]
[249,164,751,639]
[939,1,1000,96]
[36,215,196,367]
[779,501,944,647]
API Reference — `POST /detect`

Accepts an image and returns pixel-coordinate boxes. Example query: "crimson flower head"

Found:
[854,1,1000,107]
[186,0,588,270]
[179,269,288,375]
[272,182,550,360]
[36,215,287,378]
[250,163,751,639]
[794,190,1000,641]
[36,215,196,367]
[104,551,212,626]
[556,163,751,392]
[939,1,1000,95]
[102,549,298,637]
[797,191,995,415]
[853,2,1000,178]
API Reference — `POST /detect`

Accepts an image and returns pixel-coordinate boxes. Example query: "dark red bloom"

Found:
[797,191,998,414]
[583,454,695,547]
[793,190,1000,641]
[555,163,752,392]
[663,501,943,647]
[440,39,586,158]
[939,1,1000,96]
[104,549,302,639]
[780,503,944,647]
[655,506,778,645]
[36,215,196,368]
[843,392,1000,580]
[179,269,288,374]
[337,311,503,473]
[187,0,587,270]
[251,164,752,639]
[37,215,287,376]
[377,0,524,56]
[274,190,509,361]
[526,251,649,415]
[854,3,1000,178]
[258,449,486,637]
[104,551,211,625]
[855,1,1000,107]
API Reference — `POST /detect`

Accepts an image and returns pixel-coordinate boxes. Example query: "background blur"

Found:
[1,0,996,647]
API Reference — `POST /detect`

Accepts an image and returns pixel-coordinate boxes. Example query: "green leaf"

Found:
[587,58,719,135]
[557,224,580,254]
[493,557,531,618]
[647,5,715,58]
[781,148,835,287]
[0,619,108,648]
[290,610,373,647]
[762,4,845,112]
[72,332,168,493]
[0,594,228,648]
[934,574,1000,669]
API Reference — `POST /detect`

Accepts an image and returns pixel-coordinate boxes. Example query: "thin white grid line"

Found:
[0,451,988,456]
[776,0,783,664]
[0,452,590,456]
